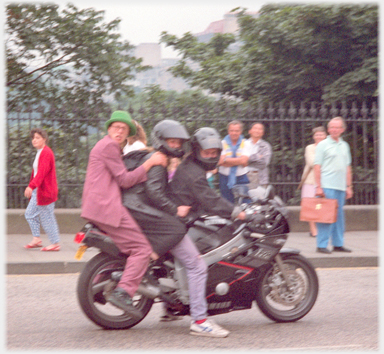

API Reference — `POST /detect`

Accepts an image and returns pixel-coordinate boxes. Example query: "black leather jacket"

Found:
[122,151,178,218]
[169,155,234,219]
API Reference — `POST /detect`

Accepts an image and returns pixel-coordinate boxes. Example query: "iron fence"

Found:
[6,101,379,208]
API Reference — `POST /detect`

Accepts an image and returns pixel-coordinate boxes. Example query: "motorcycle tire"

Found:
[255,254,319,323]
[77,252,154,330]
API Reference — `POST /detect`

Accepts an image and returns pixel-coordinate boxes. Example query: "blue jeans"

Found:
[219,173,249,203]
[316,188,346,249]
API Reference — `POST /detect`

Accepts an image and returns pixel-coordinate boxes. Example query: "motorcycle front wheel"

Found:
[255,254,319,323]
[77,252,154,329]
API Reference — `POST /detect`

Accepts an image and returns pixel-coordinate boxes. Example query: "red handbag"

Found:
[299,197,338,223]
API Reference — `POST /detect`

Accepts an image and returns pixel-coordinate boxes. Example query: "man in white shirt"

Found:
[217,120,250,203]
[245,122,272,189]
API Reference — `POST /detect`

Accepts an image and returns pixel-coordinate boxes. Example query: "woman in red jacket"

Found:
[24,128,61,251]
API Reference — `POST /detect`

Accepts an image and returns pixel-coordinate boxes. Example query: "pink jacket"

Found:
[81,135,147,228]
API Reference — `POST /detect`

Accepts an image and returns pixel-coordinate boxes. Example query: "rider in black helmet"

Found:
[191,127,222,170]
[170,127,246,220]
[122,120,230,338]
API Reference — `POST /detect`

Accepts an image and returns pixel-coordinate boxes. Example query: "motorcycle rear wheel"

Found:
[255,254,318,323]
[77,252,154,329]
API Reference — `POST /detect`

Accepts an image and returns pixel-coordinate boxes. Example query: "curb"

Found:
[7,261,88,275]
[6,256,379,275]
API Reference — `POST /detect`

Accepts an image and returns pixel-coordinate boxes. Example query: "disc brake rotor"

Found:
[267,265,306,306]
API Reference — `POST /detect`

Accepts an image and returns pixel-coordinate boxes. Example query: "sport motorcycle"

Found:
[74,185,319,329]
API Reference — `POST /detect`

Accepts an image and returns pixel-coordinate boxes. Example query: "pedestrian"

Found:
[244,122,272,189]
[81,110,167,319]
[24,128,61,251]
[121,120,147,155]
[299,126,327,237]
[218,120,250,203]
[314,117,353,254]
[122,120,230,337]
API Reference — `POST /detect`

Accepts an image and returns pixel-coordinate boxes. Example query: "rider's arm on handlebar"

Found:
[231,206,246,221]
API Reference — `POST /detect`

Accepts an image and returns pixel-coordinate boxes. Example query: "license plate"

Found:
[75,245,88,260]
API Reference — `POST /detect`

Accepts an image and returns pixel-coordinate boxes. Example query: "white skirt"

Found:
[301,183,316,198]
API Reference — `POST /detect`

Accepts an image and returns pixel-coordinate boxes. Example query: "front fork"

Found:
[274,254,293,290]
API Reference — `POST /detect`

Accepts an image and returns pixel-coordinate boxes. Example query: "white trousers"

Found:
[25,189,60,244]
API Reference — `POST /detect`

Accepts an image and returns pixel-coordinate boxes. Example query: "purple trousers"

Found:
[170,235,208,321]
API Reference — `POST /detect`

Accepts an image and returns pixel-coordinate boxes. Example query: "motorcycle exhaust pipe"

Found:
[136,283,161,299]
[136,284,178,305]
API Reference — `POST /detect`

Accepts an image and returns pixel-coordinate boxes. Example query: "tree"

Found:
[160,4,378,105]
[6,3,147,111]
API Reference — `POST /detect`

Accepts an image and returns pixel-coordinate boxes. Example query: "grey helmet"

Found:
[191,127,222,171]
[151,120,190,158]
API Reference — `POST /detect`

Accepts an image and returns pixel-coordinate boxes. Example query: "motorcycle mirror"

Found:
[265,185,275,200]
[248,186,266,201]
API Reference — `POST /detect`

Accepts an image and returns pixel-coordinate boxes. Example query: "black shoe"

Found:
[333,246,352,253]
[107,287,142,320]
[316,247,332,254]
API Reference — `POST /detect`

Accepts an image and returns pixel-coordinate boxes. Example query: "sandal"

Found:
[24,241,43,249]
[41,245,61,252]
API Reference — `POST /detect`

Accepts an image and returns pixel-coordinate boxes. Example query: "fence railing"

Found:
[7,101,378,208]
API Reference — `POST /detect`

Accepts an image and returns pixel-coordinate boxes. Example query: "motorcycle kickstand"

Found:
[274,254,293,290]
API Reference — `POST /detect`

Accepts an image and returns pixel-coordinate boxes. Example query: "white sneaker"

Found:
[190,319,230,338]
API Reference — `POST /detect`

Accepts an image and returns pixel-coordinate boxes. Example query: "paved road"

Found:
[6,268,378,350]
[6,230,379,274]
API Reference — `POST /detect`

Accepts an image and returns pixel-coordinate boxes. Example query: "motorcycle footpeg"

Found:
[158,291,181,306]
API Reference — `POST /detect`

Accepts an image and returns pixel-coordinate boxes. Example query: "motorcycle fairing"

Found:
[205,261,257,315]
[188,219,242,255]
[234,234,288,268]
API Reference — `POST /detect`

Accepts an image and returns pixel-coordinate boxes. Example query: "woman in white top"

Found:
[121,120,147,155]
[300,126,327,237]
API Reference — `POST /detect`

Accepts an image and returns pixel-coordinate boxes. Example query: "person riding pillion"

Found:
[122,120,231,338]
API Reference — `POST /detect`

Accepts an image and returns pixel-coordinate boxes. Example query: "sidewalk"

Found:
[6,231,379,275]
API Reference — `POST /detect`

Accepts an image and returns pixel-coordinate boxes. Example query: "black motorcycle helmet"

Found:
[151,120,190,158]
[191,127,222,171]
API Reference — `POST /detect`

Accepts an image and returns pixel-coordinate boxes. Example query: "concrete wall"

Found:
[6,205,378,234]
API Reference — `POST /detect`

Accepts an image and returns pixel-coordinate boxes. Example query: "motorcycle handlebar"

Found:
[178,211,200,226]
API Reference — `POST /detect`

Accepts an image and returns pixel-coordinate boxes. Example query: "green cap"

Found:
[105,111,137,137]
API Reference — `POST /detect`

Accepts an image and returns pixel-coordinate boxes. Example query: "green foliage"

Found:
[160,4,378,105]
[6,3,147,111]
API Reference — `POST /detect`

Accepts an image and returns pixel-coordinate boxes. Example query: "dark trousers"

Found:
[219,173,249,203]
[128,209,186,257]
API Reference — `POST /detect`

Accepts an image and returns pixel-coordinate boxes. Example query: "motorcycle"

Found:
[74,185,319,330]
